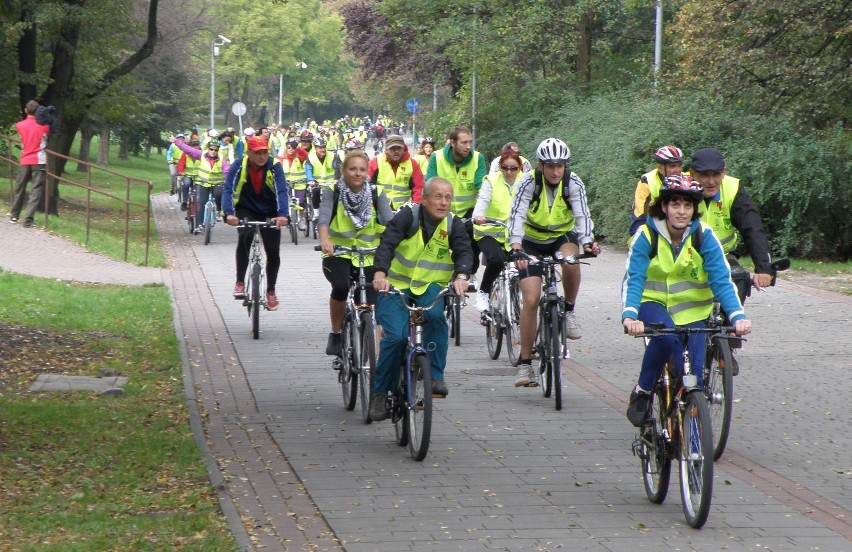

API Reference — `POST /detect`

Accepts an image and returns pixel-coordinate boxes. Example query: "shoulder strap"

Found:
[328,183,381,225]
[647,223,659,260]
[407,204,420,238]
[531,169,572,209]
[647,222,704,260]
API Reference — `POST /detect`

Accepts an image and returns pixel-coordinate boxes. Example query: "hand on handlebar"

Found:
[319,237,335,256]
[271,216,289,228]
[623,318,645,336]
[733,319,752,336]
[752,273,773,291]
[373,273,390,293]
[509,246,528,270]
[584,242,601,256]
[452,277,469,297]
[473,215,486,225]
[224,214,239,227]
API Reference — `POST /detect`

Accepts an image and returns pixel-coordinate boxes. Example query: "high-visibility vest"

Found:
[473,171,515,245]
[308,151,335,187]
[196,155,225,187]
[387,206,455,294]
[184,156,200,179]
[641,222,714,325]
[414,153,430,176]
[283,157,307,191]
[374,154,414,210]
[232,157,276,208]
[434,149,479,215]
[524,174,575,241]
[327,186,385,267]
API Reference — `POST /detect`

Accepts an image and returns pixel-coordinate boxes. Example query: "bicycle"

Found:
[315,244,378,423]
[475,219,522,365]
[703,258,789,460]
[383,286,451,461]
[185,178,197,234]
[237,220,278,340]
[200,186,219,245]
[513,250,594,410]
[288,192,304,245]
[630,323,721,528]
[303,184,318,240]
[445,218,476,347]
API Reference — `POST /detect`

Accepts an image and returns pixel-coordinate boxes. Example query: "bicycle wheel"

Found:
[678,390,714,528]
[393,376,408,447]
[639,388,671,504]
[303,205,313,238]
[187,195,196,234]
[250,263,261,340]
[203,203,213,245]
[340,313,358,411]
[704,338,733,460]
[485,292,503,360]
[445,297,456,340]
[453,294,462,346]
[289,212,299,245]
[407,354,433,461]
[506,276,522,366]
[538,310,553,397]
[549,305,563,411]
[359,315,376,424]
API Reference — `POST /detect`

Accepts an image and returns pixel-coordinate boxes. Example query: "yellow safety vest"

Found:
[327,190,385,267]
[387,207,455,294]
[232,157,276,208]
[183,156,200,179]
[196,156,225,188]
[308,151,335,188]
[434,149,479,215]
[375,154,414,210]
[283,157,307,191]
[697,176,739,253]
[473,171,515,245]
[414,153,430,176]
[641,223,714,325]
[524,176,575,241]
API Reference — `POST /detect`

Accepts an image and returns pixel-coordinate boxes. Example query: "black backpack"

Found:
[530,168,573,211]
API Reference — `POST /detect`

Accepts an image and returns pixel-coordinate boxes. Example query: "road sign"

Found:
[406,98,420,114]
[231,102,247,117]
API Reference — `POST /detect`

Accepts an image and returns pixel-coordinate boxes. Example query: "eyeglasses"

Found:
[500,165,520,172]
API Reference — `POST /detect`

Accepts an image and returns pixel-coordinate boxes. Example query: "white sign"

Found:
[231,102,247,117]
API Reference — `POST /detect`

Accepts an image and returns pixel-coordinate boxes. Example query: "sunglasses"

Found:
[500,165,520,172]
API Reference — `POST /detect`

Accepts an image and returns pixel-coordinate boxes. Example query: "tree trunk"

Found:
[118,134,129,160]
[76,128,94,172]
[576,5,594,84]
[18,3,38,111]
[294,97,301,124]
[98,129,110,165]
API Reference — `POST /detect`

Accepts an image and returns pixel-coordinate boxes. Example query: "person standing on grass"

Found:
[10,100,50,227]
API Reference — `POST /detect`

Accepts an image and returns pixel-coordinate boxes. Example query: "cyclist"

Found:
[629,145,686,236]
[488,142,533,175]
[508,138,600,387]
[170,136,230,233]
[306,136,336,222]
[471,148,523,312]
[318,150,394,356]
[279,138,309,230]
[166,133,185,196]
[370,177,474,419]
[622,175,752,426]
[222,136,291,311]
[413,137,435,175]
[368,134,424,211]
[177,137,202,212]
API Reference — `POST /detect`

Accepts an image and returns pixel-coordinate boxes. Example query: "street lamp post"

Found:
[279,62,307,127]
[210,34,231,130]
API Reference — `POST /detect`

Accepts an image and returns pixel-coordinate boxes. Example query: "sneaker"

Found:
[180,202,187,211]
[431,379,448,397]
[233,282,246,298]
[23,219,34,228]
[326,332,342,356]
[564,310,581,340]
[369,393,389,421]
[194,225,203,234]
[298,219,306,231]
[626,388,651,427]
[475,290,490,312]
[514,365,531,387]
[265,291,279,311]
[9,217,18,223]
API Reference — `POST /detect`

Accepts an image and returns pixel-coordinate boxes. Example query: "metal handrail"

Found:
[1,133,154,265]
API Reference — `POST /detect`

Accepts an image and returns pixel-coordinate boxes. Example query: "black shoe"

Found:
[731,354,740,376]
[626,389,651,427]
[180,202,187,212]
[23,219,34,228]
[431,379,448,397]
[369,393,389,421]
[325,332,342,356]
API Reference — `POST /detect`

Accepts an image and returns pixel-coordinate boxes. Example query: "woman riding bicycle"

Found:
[622,175,752,426]
[318,150,394,356]
[471,148,524,313]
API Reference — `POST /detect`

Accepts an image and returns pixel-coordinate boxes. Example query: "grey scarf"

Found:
[340,182,373,230]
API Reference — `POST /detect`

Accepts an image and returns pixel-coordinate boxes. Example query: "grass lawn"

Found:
[0,271,235,550]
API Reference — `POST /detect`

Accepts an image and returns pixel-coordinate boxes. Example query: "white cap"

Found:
[244,127,255,136]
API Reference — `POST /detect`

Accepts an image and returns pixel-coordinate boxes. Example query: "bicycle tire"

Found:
[250,263,261,340]
[203,203,213,245]
[641,388,672,503]
[290,213,299,245]
[705,338,733,460]
[303,205,313,238]
[538,310,553,397]
[485,293,503,360]
[453,294,461,346]
[359,315,376,424]
[549,305,563,411]
[445,296,456,340]
[340,312,358,411]
[407,354,433,461]
[187,194,196,234]
[506,276,522,366]
[393,375,408,447]
[678,390,714,528]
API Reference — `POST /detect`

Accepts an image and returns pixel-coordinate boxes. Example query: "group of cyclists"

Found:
[165,119,773,431]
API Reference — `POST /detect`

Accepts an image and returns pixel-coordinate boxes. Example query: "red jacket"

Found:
[15,115,50,166]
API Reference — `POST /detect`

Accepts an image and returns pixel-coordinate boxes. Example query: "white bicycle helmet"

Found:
[654,145,684,163]
[536,138,571,163]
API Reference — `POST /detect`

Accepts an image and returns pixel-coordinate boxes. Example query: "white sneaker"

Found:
[514,365,531,387]
[475,290,490,312]
[564,310,581,340]
[298,220,306,231]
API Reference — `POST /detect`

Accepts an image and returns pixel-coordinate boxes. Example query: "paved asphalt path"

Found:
[2,192,850,551]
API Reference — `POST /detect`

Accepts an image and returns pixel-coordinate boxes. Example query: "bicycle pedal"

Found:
[431,392,447,399]
[524,382,539,388]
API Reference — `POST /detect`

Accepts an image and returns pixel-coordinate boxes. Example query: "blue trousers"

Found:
[637,301,706,392]
[373,284,448,394]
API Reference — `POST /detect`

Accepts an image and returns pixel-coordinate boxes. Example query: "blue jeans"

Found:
[637,301,706,392]
[373,284,448,394]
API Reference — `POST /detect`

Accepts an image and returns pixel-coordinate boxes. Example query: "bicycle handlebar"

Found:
[313,244,378,255]
[510,250,597,265]
[237,219,279,229]
[385,286,452,312]
[625,323,742,340]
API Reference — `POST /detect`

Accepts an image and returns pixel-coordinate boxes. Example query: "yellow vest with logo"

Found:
[375,154,414,210]
[473,171,515,245]
[697,176,739,253]
[309,151,336,187]
[284,157,307,191]
[434,149,479,215]
[183,155,200,179]
[196,156,225,187]
[641,223,714,325]
[232,157,276,208]
[414,153,430,176]
[327,189,385,267]
[387,207,455,294]
[524,176,576,241]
